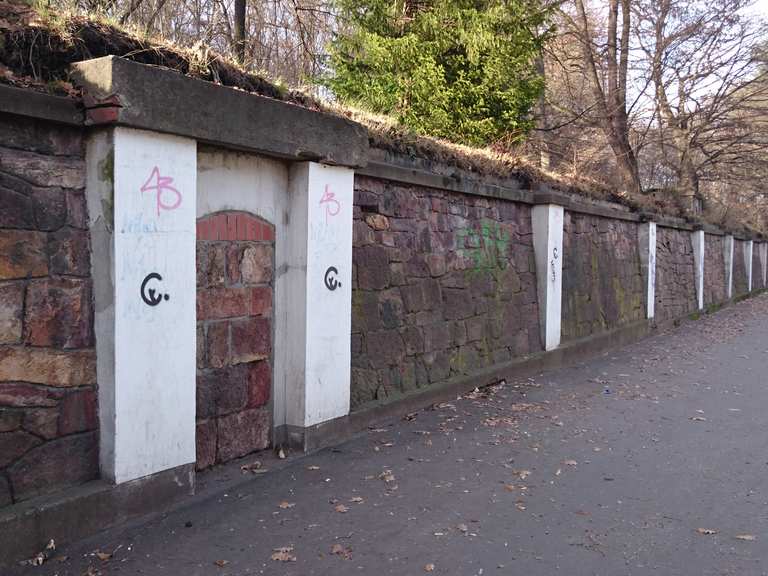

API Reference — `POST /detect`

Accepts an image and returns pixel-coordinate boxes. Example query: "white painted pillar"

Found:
[745,240,754,292]
[533,204,564,351]
[761,243,768,289]
[279,162,353,432]
[87,127,197,484]
[638,222,657,319]
[724,235,734,299]
[692,230,705,310]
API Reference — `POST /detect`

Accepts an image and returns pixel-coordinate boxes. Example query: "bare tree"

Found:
[558,0,642,194]
[634,0,768,210]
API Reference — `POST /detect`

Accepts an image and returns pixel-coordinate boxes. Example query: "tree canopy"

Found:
[326,0,553,146]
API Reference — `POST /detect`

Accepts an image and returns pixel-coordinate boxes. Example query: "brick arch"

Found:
[196,211,275,470]
[197,211,275,242]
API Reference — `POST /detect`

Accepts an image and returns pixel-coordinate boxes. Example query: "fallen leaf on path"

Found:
[306,465,320,470]
[271,547,297,562]
[424,563,436,572]
[278,501,295,509]
[380,470,396,483]
[457,523,468,533]
[564,459,578,466]
[349,496,364,503]
[214,560,229,567]
[277,448,286,459]
[95,551,112,562]
[697,528,717,535]
[335,504,349,513]
[330,543,353,559]
[735,534,756,541]
[690,416,707,422]
[512,469,531,480]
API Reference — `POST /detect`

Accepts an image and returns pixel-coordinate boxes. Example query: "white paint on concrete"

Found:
[284,162,353,428]
[90,127,197,484]
[533,204,564,351]
[745,239,754,292]
[692,230,705,310]
[724,235,734,299]
[638,222,657,319]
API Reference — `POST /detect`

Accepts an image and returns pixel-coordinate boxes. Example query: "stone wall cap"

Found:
[69,55,369,168]
[0,84,83,126]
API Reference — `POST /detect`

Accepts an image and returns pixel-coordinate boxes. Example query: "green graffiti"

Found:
[456,219,511,272]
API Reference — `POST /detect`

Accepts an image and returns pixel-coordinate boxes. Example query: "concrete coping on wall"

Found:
[68,55,369,168]
[0,63,761,241]
[360,149,758,238]
[0,84,84,126]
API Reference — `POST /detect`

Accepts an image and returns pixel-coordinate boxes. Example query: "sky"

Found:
[751,0,768,18]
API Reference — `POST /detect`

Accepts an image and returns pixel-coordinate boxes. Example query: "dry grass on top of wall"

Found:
[0,0,759,233]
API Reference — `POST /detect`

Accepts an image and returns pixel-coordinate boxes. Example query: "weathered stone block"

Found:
[400,326,424,355]
[0,430,41,467]
[465,316,486,343]
[197,243,227,288]
[0,282,23,344]
[352,291,382,332]
[196,419,217,470]
[0,173,68,231]
[59,388,97,435]
[423,322,452,351]
[366,330,405,369]
[0,383,59,407]
[48,227,90,276]
[197,287,252,320]
[365,214,390,231]
[0,146,85,189]
[239,244,273,285]
[8,432,98,502]
[217,408,269,462]
[379,289,404,329]
[443,289,474,320]
[0,475,11,507]
[357,245,390,290]
[246,360,271,408]
[205,321,230,368]
[0,408,22,432]
[423,351,451,383]
[66,190,88,229]
[25,278,93,349]
[0,229,48,279]
[23,408,59,439]
[231,317,271,363]
[0,347,96,387]
[250,286,273,317]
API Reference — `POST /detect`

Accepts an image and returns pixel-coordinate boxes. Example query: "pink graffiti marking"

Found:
[319,184,340,222]
[141,166,182,216]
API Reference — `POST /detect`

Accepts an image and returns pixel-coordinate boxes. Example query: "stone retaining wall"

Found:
[655,227,697,321]
[0,113,97,507]
[350,176,539,409]
[734,240,749,296]
[704,234,726,307]
[561,212,644,340]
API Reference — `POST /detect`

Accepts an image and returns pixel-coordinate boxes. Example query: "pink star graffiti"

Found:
[141,166,182,216]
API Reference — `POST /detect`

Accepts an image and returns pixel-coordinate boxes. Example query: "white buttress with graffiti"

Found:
[112,127,197,483]
[304,163,354,427]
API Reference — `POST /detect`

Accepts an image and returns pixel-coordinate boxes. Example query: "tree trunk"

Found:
[234,0,246,66]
